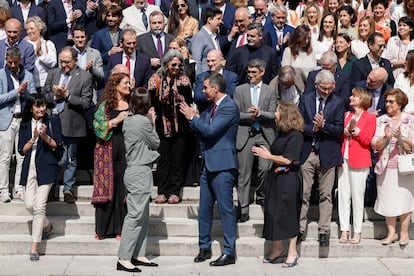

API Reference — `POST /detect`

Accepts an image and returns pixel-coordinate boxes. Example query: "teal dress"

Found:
[337,56,357,75]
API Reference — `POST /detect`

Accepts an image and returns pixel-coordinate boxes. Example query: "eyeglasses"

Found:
[170,63,181,68]
[178,3,187,8]
[385,99,396,104]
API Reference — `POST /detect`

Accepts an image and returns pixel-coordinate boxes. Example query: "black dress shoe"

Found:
[63,190,75,203]
[319,233,330,247]
[116,262,141,273]
[255,198,265,206]
[194,249,212,263]
[131,258,158,267]
[209,254,236,266]
[30,252,39,261]
[238,214,249,223]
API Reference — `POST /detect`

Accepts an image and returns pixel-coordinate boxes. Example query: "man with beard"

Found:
[136,10,174,74]
[225,22,278,85]
[91,5,123,77]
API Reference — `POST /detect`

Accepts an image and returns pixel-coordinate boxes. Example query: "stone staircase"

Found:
[0,184,413,258]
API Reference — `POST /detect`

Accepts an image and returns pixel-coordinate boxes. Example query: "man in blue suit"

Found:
[264,4,295,64]
[180,73,239,266]
[252,0,271,26]
[10,0,45,39]
[305,51,352,110]
[298,70,344,247]
[194,49,238,112]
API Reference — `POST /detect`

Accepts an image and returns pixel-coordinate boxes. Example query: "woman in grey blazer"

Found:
[117,88,160,273]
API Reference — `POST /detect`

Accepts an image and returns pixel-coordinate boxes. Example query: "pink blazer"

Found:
[341,111,376,169]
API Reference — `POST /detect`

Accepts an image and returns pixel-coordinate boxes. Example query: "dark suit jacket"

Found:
[47,0,86,52]
[90,27,122,75]
[136,32,174,73]
[263,23,295,64]
[107,50,152,89]
[203,2,236,36]
[18,115,62,186]
[298,91,344,168]
[194,69,238,112]
[42,66,93,137]
[191,95,240,172]
[350,55,395,86]
[225,44,279,85]
[355,81,392,116]
[305,69,352,110]
[10,4,45,39]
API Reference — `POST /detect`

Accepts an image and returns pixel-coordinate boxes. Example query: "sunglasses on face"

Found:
[178,3,187,8]
[170,63,181,68]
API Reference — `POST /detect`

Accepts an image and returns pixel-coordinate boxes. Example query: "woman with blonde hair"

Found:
[351,16,376,58]
[303,3,322,40]
[338,88,376,244]
[253,102,304,268]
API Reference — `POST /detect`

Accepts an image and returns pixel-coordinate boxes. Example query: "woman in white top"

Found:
[303,3,321,41]
[383,17,414,80]
[351,16,376,59]
[394,50,414,114]
[24,16,57,90]
[282,24,317,77]
[313,12,337,62]
[392,0,414,24]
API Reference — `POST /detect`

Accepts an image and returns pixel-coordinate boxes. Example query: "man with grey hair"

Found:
[226,22,278,85]
[269,65,305,104]
[298,69,344,247]
[233,58,276,221]
[305,51,351,109]
[108,28,152,89]
[264,4,295,64]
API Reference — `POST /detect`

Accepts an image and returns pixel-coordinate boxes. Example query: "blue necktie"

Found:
[252,85,260,130]
[141,9,148,29]
[56,74,70,113]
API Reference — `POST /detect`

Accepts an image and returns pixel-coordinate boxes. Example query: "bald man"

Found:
[0,18,35,72]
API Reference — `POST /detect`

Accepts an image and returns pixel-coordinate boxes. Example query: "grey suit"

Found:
[234,83,277,215]
[191,27,218,75]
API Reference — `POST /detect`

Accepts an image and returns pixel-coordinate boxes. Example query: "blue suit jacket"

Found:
[0,39,35,73]
[305,69,352,110]
[298,91,344,168]
[194,70,238,112]
[47,0,86,52]
[10,4,45,39]
[107,51,152,89]
[91,27,122,75]
[191,95,240,172]
[355,81,392,116]
[263,23,295,63]
[350,55,395,86]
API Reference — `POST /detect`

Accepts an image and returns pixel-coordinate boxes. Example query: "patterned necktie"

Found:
[141,9,148,29]
[156,34,163,58]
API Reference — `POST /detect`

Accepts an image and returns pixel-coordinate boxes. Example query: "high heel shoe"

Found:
[381,234,398,245]
[116,262,141,273]
[281,255,299,268]
[399,239,409,246]
[262,250,286,264]
[350,233,361,244]
[339,231,349,243]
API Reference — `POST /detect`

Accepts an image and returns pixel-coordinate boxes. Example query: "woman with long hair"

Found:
[167,0,199,41]
[148,50,193,204]
[394,50,414,114]
[313,12,338,61]
[351,16,376,58]
[253,102,304,268]
[18,94,62,261]
[303,3,322,40]
[282,24,317,77]
[322,0,342,15]
[335,33,357,75]
[92,73,130,240]
[392,0,414,24]
[383,17,414,79]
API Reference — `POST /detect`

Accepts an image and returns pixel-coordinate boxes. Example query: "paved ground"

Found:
[0,255,413,275]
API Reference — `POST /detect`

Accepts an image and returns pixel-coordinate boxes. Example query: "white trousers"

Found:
[24,159,52,243]
[0,118,24,193]
[338,160,369,233]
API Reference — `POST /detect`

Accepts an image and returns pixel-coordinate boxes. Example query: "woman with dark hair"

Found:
[371,0,397,42]
[92,72,129,240]
[18,94,62,261]
[383,17,414,79]
[351,16,376,58]
[167,0,199,41]
[148,49,193,204]
[335,33,357,74]
[372,88,414,246]
[394,49,414,114]
[313,12,338,61]
[338,88,376,244]
[337,5,358,40]
[253,102,304,268]
[116,88,160,272]
[282,24,316,77]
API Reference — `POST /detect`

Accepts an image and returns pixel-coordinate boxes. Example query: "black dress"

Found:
[264,130,304,241]
[95,110,128,238]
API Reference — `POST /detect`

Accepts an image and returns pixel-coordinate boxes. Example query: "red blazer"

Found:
[341,111,376,169]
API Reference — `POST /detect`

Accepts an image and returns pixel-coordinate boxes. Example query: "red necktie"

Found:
[125,55,130,74]
[237,33,246,48]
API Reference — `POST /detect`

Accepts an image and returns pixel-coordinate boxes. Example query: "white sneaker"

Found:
[0,191,11,203]
[13,190,24,201]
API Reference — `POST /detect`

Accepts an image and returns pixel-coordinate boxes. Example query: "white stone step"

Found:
[0,234,413,258]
